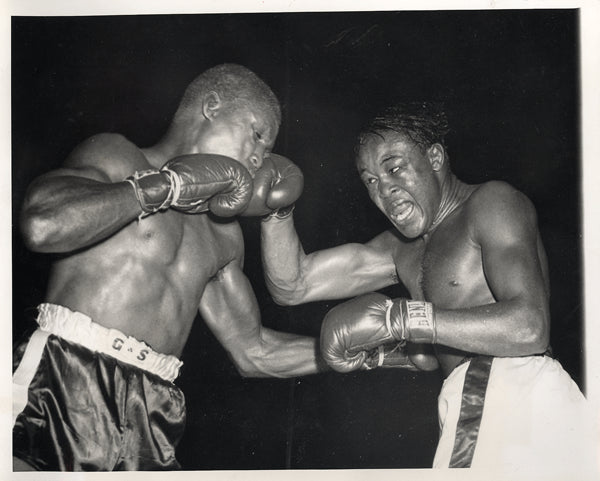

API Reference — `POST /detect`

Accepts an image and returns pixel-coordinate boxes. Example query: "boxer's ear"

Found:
[202,91,221,121]
[428,144,445,172]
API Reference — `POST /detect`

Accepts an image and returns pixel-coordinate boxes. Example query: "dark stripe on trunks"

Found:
[449,355,493,468]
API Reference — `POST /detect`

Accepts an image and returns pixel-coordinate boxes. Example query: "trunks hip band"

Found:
[36,303,183,382]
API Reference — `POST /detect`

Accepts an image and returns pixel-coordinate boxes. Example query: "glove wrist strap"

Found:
[125,169,176,219]
[262,203,295,222]
[388,299,437,344]
[403,299,437,343]
[363,345,386,370]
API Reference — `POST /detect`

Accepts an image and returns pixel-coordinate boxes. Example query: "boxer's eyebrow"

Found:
[380,155,399,165]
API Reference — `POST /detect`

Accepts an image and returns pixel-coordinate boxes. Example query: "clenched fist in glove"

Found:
[126,153,253,218]
[241,153,303,219]
[320,292,436,373]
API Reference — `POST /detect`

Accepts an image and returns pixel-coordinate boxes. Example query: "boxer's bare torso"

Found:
[388,182,550,376]
[46,209,241,357]
[43,137,244,357]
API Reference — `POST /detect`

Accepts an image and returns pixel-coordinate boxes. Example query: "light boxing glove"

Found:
[320,292,436,373]
[126,153,253,218]
[241,153,303,219]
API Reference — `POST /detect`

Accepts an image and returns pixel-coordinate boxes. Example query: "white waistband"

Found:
[36,303,183,382]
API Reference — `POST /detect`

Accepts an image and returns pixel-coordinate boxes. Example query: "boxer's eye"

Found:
[254,130,262,141]
[389,166,401,175]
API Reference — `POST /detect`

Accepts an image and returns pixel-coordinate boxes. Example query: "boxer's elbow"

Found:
[231,355,261,378]
[514,305,550,354]
[266,278,307,306]
[20,207,58,253]
[270,289,305,307]
[519,324,549,354]
[230,344,276,378]
[234,357,282,378]
[232,336,301,378]
[234,362,262,378]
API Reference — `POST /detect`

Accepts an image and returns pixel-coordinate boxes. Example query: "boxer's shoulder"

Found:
[368,227,414,251]
[466,181,537,233]
[467,181,529,211]
[195,215,245,260]
[64,132,149,181]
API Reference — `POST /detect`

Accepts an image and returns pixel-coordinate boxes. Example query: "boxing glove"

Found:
[320,292,436,373]
[241,153,303,218]
[126,153,253,218]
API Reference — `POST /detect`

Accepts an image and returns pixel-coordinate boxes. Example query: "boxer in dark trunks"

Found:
[13,63,321,471]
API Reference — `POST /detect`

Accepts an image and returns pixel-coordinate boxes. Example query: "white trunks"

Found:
[433,355,597,478]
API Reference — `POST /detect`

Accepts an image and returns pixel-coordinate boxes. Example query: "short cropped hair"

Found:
[174,63,281,126]
[357,101,450,152]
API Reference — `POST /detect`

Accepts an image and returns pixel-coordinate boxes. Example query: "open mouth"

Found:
[388,200,414,223]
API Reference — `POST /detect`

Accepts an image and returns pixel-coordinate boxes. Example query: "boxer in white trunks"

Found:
[260,101,596,477]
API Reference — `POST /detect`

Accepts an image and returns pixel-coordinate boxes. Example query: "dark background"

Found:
[12,10,581,470]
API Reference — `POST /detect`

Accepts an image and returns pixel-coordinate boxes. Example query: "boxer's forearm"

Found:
[200,260,327,377]
[261,216,398,305]
[433,298,549,356]
[234,328,327,377]
[21,175,141,253]
[319,293,548,375]
[260,215,308,304]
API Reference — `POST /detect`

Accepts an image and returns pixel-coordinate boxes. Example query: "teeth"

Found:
[390,202,414,223]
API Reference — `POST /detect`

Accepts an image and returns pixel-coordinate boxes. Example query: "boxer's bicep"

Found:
[23,133,145,227]
[40,133,147,183]
[198,261,265,372]
[65,133,149,180]
[477,187,546,304]
[21,134,149,253]
[297,240,397,303]
[474,184,550,343]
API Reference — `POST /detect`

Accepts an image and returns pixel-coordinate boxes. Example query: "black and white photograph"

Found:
[6,1,600,479]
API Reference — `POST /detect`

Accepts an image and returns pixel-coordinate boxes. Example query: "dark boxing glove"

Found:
[241,153,303,219]
[126,153,253,218]
[320,292,436,373]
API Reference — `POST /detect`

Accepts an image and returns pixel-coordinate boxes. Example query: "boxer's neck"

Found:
[146,117,209,167]
[428,172,474,234]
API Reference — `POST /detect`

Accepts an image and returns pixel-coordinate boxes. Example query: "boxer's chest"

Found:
[396,215,492,309]
[127,211,240,280]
